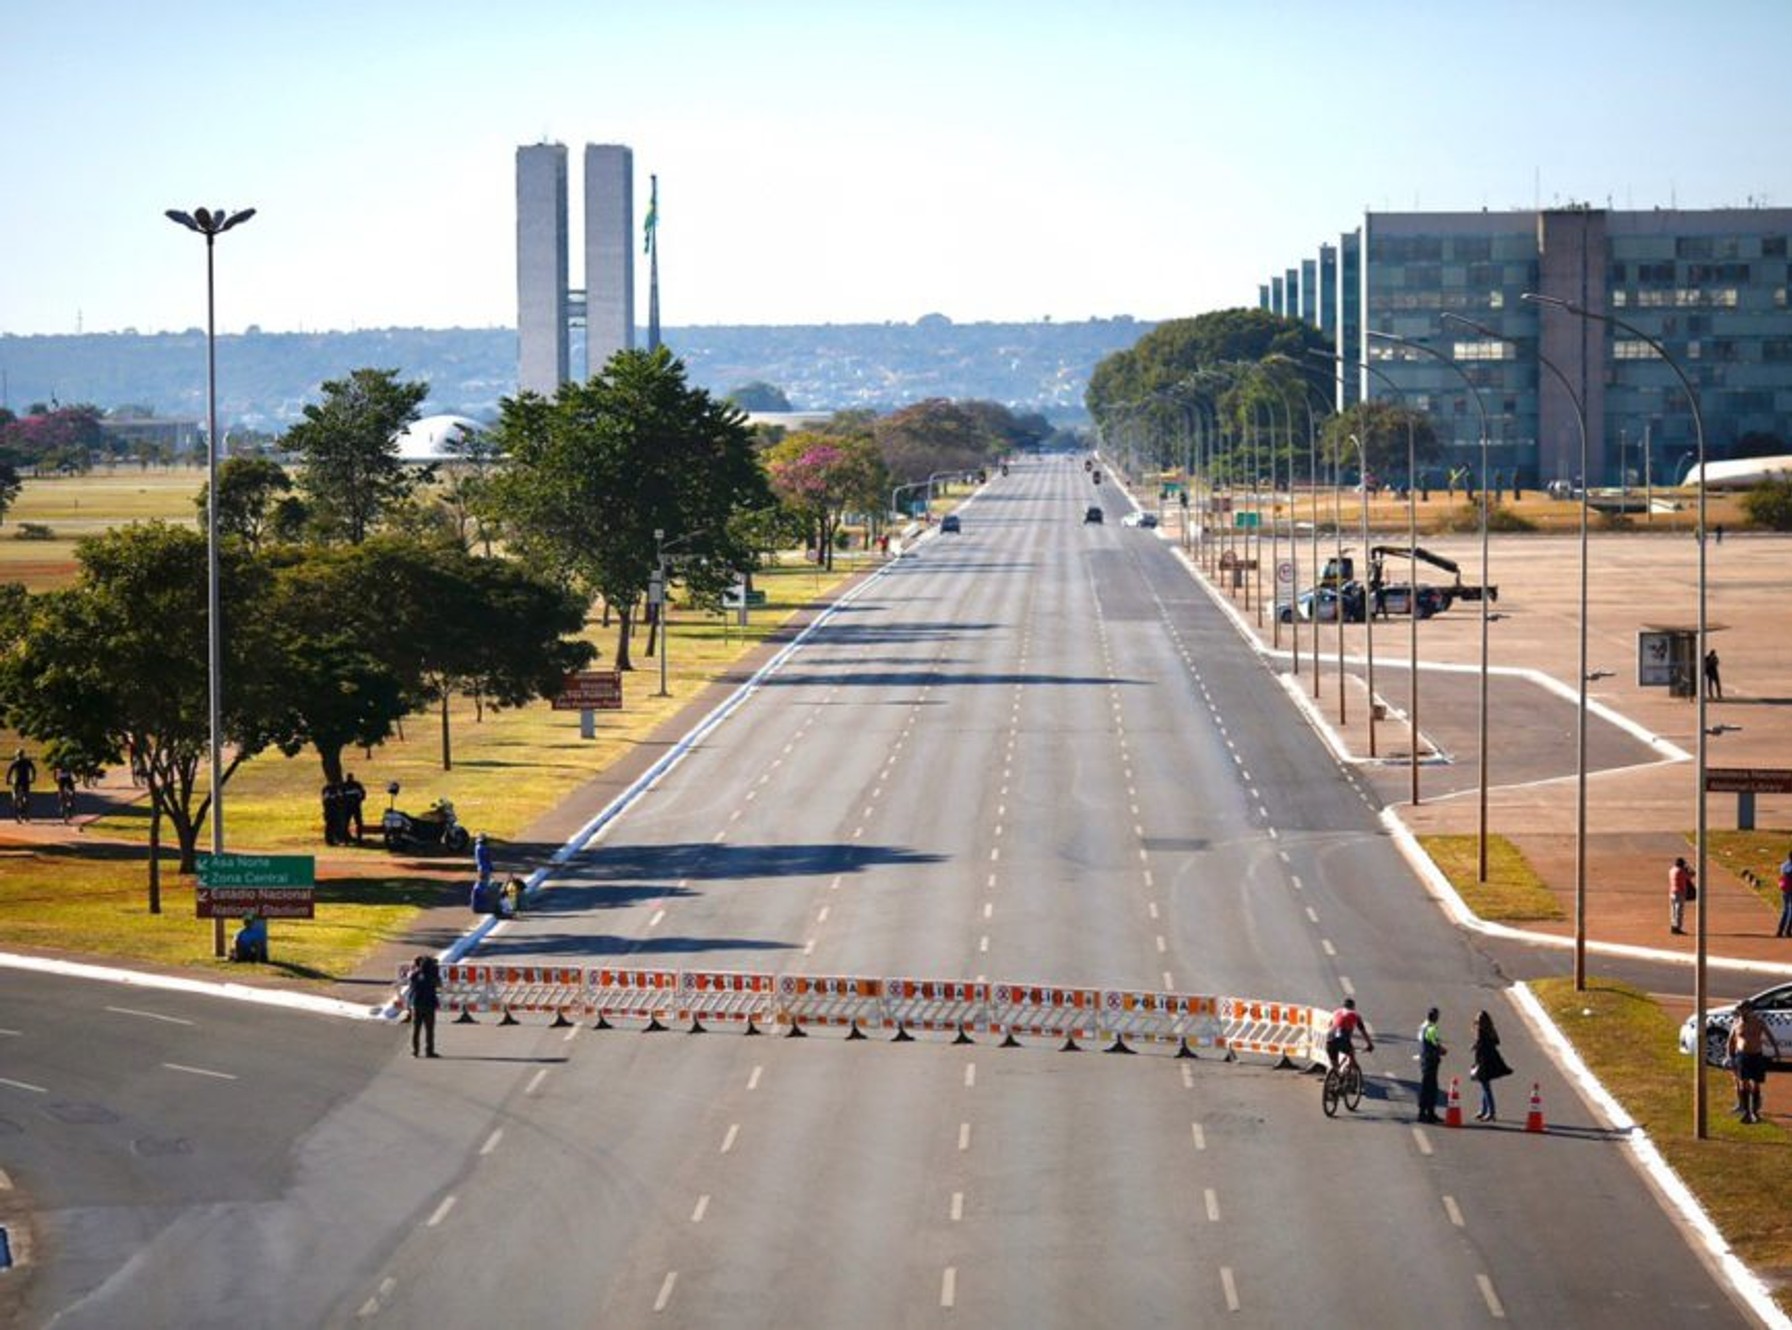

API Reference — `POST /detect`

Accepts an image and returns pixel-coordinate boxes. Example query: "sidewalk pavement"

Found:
[1180,509,1792,985]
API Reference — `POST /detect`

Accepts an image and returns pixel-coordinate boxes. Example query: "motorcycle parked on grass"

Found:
[382,781,471,853]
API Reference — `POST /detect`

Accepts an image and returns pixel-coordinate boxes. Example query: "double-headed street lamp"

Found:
[1524,291,1712,1139]
[1445,310,1592,991]
[166,205,254,955]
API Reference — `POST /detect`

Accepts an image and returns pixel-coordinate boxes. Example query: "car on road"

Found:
[1277,583,1366,623]
[1679,981,1792,1066]
[940,514,961,533]
[1375,582,1446,619]
[1084,506,1104,524]
[1120,512,1159,528]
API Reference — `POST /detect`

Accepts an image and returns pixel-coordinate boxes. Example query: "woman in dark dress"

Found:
[1470,1010,1511,1122]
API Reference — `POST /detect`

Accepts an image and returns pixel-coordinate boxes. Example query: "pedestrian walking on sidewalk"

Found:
[1776,853,1792,938]
[1417,1007,1448,1123]
[1729,1002,1781,1123]
[1470,1010,1512,1121]
[1669,856,1694,934]
[1704,649,1723,701]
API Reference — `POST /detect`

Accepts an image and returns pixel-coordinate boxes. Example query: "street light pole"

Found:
[1363,331,1492,875]
[1525,292,1710,1137]
[166,204,254,957]
[1449,309,1591,989]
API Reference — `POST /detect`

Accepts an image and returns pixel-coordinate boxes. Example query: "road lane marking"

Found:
[0,1077,47,1094]
[647,909,665,928]
[958,1122,972,1151]
[1290,875,1303,891]
[1340,976,1356,997]
[816,906,830,923]
[1143,869,1155,888]
[1163,971,1175,989]
[1442,1195,1464,1227]
[982,902,993,919]
[426,1195,456,1228]
[164,1063,236,1080]
[941,1267,957,1308]
[747,1065,762,1091]
[989,847,999,862]
[950,1192,964,1221]
[1305,906,1319,924]
[1220,1266,1240,1311]
[994,823,1003,838]
[964,1063,976,1088]
[691,1194,710,1223]
[721,1123,739,1154]
[987,873,998,888]
[1477,1273,1506,1319]
[1411,1127,1433,1156]
[108,1006,194,1026]
[0,1028,17,1036]
[1147,901,1159,919]
[1204,1188,1220,1222]
[1322,939,1336,957]
[654,1271,677,1312]
[1155,935,1166,953]
[525,1068,549,1096]
[1191,1122,1205,1149]
[481,1129,503,1156]
[803,938,817,955]
[979,936,989,953]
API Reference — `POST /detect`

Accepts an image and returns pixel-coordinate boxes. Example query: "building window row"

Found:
[1616,288,1741,309]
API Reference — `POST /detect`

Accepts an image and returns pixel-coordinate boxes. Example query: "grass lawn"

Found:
[2,467,203,589]
[0,553,866,983]
[1420,833,1565,921]
[1533,977,1792,1311]
[1706,829,1792,911]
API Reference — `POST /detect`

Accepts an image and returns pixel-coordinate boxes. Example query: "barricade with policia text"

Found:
[416,964,1326,1065]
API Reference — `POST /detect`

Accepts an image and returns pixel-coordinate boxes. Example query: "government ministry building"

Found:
[1261,207,1792,488]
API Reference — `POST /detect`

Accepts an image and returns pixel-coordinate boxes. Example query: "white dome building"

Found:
[393,413,485,463]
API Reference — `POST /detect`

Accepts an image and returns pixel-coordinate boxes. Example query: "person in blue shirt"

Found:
[233,914,268,963]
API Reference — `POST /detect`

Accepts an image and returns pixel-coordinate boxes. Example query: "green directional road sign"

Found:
[197,853,316,888]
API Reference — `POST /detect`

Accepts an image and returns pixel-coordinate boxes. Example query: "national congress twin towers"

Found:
[515,142,640,397]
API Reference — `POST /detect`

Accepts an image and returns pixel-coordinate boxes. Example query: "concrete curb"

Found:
[0,949,378,1021]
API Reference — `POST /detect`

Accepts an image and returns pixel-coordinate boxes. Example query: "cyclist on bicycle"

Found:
[54,766,78,822]
[6,748,36,820]
[1325,997,1373,1073]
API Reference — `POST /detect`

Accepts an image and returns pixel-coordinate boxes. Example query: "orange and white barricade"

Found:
[988,983,1103,1047]
[776,974,886,1036]
[1218,996,1313,1062]
[587,967,680,1029]
[882,978,992,1038]
[680,970,777,1032]
[489,965,586,1023]
[1100,990,1223,1053]
[439,963,497,1019]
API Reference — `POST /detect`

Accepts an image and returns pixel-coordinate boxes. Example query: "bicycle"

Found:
[56,781,76,824]
[8,780,29,824]
[1322,1051,1366,1117]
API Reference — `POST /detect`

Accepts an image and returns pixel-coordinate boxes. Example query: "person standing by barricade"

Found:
[1469,1010,1512,1122]
[404,955,441,1058]
[1669,856,1694,935]
[1417,1007,1447,1124]
[341,772,367,844]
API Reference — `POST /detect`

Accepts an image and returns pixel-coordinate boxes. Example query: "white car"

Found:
[1678,981,1792,1066]
[1120,512,1160,529]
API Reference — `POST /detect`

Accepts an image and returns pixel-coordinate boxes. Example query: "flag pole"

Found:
[646,173,661,352]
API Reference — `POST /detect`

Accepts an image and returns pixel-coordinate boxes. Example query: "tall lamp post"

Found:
[1361,332,1492,875]
[1447,310,1592,989]
[1524,293,1711,1137]
[166,205,254,957]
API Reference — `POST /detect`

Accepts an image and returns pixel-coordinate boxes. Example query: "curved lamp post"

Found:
[1446,309,1591,990]
[166,204,254,955]
[1358,336,1426,807]
[1524,292,1711,1138]
[1362,331,1492,876]
[1269,357,1335,701]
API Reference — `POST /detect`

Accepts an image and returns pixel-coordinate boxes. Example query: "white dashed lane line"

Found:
[107,1005,194,1026]
[425,1195,456,1228]
[0,1077,47,1094]
[691,1194,710,1223]
[654,1271,678,1313]
[163,1063,236,1080]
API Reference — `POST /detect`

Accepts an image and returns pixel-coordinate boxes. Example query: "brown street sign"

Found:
[553,670,624,711]
[1704,767,1792,794]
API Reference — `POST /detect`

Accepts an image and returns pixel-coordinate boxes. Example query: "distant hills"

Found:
[0,317,1156,432]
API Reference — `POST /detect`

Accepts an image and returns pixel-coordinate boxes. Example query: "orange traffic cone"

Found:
[1444,1076,1463,1127]
[1525,1082,1546,1133]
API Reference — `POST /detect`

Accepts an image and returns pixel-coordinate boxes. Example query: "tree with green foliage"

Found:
[0,461,20,527]
[1318,400,1441,485]
[1742,475,1792,530]
[197,456,293,552]
[487,347,770,671]
[873,398,1010,485]
[0,523,282,898]
[726,381,793,412]
[282,368,430,543]
[764,430,888,570]
[1085,308,1327,429]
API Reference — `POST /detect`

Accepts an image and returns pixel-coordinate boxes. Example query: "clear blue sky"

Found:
[4,0,1786,337]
